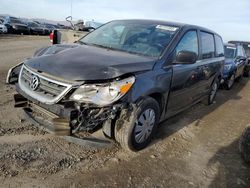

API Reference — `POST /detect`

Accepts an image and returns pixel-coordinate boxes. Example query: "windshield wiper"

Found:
[87,43,124,52]
[77,41,88,45]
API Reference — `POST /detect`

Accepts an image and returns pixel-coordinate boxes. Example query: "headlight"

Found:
[224,64,233,71]
[70,76,135,106]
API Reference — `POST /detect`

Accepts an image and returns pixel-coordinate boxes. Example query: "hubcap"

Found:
[134,108,156,144]
[228,74,235,88]
[210,82,218,102]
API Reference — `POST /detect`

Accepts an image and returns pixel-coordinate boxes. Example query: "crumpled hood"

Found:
[25,44,156,81]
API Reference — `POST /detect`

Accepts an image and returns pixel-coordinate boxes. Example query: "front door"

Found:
[166,30,203,117]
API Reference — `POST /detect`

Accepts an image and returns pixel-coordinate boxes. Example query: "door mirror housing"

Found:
[176,51,197,64]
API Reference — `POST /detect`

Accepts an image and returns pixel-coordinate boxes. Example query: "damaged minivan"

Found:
[7,20,224,151]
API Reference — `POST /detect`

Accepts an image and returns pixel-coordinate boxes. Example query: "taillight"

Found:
[49,32,54,44]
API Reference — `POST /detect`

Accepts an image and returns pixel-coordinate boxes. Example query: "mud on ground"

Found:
[0,35,249,188]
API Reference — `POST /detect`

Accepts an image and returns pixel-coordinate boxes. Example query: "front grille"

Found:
[19,65,72,104]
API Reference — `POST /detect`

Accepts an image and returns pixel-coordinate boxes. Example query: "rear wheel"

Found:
[115,97,160,151]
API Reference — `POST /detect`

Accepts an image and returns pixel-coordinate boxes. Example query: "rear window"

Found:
[214,35,224,57]
[201,31,215,59]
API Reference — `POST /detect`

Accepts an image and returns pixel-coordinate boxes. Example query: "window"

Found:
[80,21,179,57]
[215,35,224,57]
[224,46,236,58]
[201,32,215,59]
[175,30,198,56]
[242,47,246,57]
[237,46,246,57]
[242,44,250,57]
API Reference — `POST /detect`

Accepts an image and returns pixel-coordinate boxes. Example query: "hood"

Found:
[25,44,156,81]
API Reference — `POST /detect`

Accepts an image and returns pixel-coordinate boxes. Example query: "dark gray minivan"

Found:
[7,20,224,151]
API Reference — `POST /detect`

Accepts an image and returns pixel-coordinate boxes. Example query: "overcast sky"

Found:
[1,0,250,42]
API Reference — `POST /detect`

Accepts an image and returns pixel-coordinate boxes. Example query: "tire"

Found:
[203,78,219,105]
[115,97,160,151]
[239,127,250,165]
[8,26,13,34]
[224,73,235,90]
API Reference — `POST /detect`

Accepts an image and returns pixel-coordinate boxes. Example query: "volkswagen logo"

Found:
[30,75,40,91]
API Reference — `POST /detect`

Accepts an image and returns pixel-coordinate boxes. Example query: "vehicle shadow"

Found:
[207,138,250,187]
[154,78,247,143]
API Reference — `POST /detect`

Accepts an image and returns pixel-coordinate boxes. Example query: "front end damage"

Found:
[7,63,132,146]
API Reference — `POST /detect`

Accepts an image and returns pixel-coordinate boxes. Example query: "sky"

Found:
[0,0,250,42]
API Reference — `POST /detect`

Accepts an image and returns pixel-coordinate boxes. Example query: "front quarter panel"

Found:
[128,67,172,120]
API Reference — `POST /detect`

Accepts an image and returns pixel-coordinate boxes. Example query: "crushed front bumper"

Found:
[14,84,122,138]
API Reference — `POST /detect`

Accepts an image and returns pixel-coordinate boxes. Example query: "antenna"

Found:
[70,0,73,19]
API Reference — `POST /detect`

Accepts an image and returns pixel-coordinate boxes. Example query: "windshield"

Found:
[224,46,236,58]
[29,22,39,27]
[79,20,179,57]
[10,18,23,24]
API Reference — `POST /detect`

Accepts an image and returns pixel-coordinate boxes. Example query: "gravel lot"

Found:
[0,35,249,188]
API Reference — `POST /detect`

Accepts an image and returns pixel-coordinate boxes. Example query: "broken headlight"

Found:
[70,76,135,106]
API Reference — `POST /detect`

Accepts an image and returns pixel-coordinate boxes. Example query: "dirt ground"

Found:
[0,35,249,188]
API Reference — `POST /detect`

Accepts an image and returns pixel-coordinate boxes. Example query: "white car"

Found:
[0,21,7,33]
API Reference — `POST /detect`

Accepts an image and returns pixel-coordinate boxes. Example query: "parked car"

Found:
[6,20,224,151]
[44,24,56,33]
[27,22,45,35]
[0,19,7,33]
[42,26,50,35]
[222,43,247,89]
[229,41,250,77]
[6,17,29,34]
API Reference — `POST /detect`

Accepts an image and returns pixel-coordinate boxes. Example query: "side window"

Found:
[215,35,224,57]
[242,47,246,57]
[238,46,246,57]
[201,31,215,59]
[175,30,198,56]
[237,46,242,57]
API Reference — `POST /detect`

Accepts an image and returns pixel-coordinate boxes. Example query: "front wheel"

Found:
[224,74,235,90]
[115,97,160,151]
[203,79,219,105]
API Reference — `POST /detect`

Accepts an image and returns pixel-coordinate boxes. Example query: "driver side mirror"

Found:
[176,51,197,64]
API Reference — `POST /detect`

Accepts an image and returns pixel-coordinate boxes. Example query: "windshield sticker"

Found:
[156,25,178,32]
